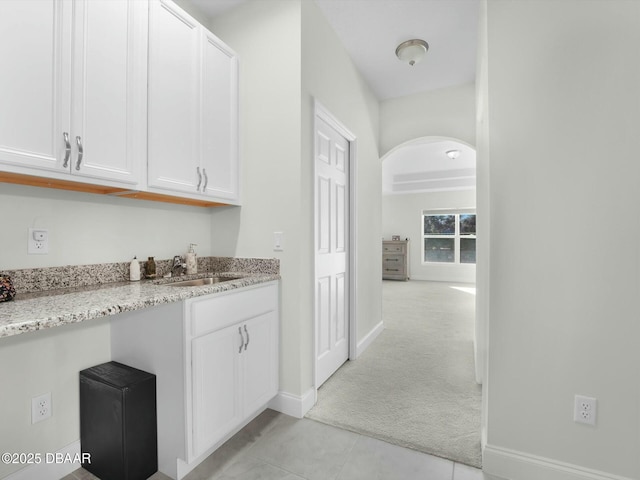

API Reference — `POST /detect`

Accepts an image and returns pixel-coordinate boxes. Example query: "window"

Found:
[423,212,476,264]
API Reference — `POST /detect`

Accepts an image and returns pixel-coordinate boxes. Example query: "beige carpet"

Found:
[306,280,482,468]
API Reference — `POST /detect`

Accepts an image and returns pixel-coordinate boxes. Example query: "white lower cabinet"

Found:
[191,322,243,459]
[111,281,279,480]
[189,309,278,460]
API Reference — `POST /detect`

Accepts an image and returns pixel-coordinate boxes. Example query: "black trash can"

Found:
[80,361,158,480]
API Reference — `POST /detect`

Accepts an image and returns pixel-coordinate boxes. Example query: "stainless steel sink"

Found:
[166,276,242,287]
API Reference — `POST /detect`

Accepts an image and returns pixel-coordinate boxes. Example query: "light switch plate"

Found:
[273,232,284,251]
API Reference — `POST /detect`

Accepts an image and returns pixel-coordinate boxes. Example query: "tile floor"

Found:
[63,409,503,480]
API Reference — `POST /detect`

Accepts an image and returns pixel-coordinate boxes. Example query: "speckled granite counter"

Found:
[0,257,279,338]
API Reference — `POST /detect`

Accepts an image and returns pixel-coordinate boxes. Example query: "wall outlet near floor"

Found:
[574,394,596,426]
[28,228,49,254]
[32,392,52,424]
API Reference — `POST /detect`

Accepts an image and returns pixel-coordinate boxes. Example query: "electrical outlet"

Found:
[28,228,49,254]
[31,392,52,424]
[574,394,596,426]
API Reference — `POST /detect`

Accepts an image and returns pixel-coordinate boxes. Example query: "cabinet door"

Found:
[148,0,200,194]
[0,0,71,173]
[191,323,243,459]
[201,30,239,202]
[70,0,146,185]
[242,311,278,416]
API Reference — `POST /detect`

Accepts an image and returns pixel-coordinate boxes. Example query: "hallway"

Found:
[307,280,481,467]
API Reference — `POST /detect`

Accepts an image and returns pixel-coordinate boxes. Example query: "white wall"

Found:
[209,0,304,396]
[382,190,476,283]
[482,1,640,479]
[0,319,111,478]
[474,0,490,425]
[379,82,476,157]
[301,0,382,362]
[0,184,214,270]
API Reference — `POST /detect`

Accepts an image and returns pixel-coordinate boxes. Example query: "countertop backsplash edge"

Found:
[2,256,280,294]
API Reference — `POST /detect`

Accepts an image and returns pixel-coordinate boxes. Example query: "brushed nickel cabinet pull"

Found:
[75,136,83,170]
[202,168,208,191]
[62,132,71,168]
[243,325,249,350]
[196,166,202,191]
[238,326,244,354]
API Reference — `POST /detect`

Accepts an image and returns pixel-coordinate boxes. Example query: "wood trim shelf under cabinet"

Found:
[0,172,228,208]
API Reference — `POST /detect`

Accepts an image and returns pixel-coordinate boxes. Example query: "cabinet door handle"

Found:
[62,132,71,168]
[238,326,244,354]
[196,167,202,191]
[243,325,249,351]
[202,168,208,191]
[75,136,83,170]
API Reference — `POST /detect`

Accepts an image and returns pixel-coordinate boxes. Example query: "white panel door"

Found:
[315,116,350,387]
[148,0,200,193]
[0,0,71,172]
[71,0,146,185]
[201,30,239,201]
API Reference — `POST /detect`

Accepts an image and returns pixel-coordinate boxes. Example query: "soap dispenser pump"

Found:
[186,243,197,275]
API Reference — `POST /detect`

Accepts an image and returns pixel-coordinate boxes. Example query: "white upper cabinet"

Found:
[147,0,200,193]
[0,0,147,187]
[71,0,147,185]
[148,0,240,204]
[0,1,70,173]
[201,30,239,201]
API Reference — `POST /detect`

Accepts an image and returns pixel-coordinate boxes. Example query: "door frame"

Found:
[312,99,358,398]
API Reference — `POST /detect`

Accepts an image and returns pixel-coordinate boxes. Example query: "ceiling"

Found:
[313,0,479,100]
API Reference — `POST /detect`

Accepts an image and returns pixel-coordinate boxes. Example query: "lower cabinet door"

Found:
[191,323,243,459]
[242,311,278,416]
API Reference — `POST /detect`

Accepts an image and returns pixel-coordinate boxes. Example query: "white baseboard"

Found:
[269,388,315,419]
[410,275,476,284]
[483,444,634,480]
[355,321,384,358]
[5,441,81,480]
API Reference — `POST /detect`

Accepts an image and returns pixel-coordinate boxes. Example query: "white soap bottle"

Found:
[129,256,140,281]
[186,243,197,275]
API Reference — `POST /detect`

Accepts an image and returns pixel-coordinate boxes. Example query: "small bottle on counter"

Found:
[186,243,197,275]
[129,256,140,282]
[146,257,156,279]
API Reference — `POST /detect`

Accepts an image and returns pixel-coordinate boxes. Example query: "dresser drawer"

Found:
[383,254,404,268]
[383,265,406,276]
[383,243,405,254]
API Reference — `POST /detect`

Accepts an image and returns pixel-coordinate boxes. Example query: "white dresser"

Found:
[382,240,409,281]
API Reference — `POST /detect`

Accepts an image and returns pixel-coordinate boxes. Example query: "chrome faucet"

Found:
[171,255,187,277]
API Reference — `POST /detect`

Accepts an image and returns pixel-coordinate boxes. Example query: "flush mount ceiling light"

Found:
[395,39,429,66]
[446,149,461,160]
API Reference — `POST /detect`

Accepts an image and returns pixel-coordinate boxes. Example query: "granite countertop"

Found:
[0,258,280,338]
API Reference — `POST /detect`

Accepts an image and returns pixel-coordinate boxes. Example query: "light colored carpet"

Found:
[306,280,482,468]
